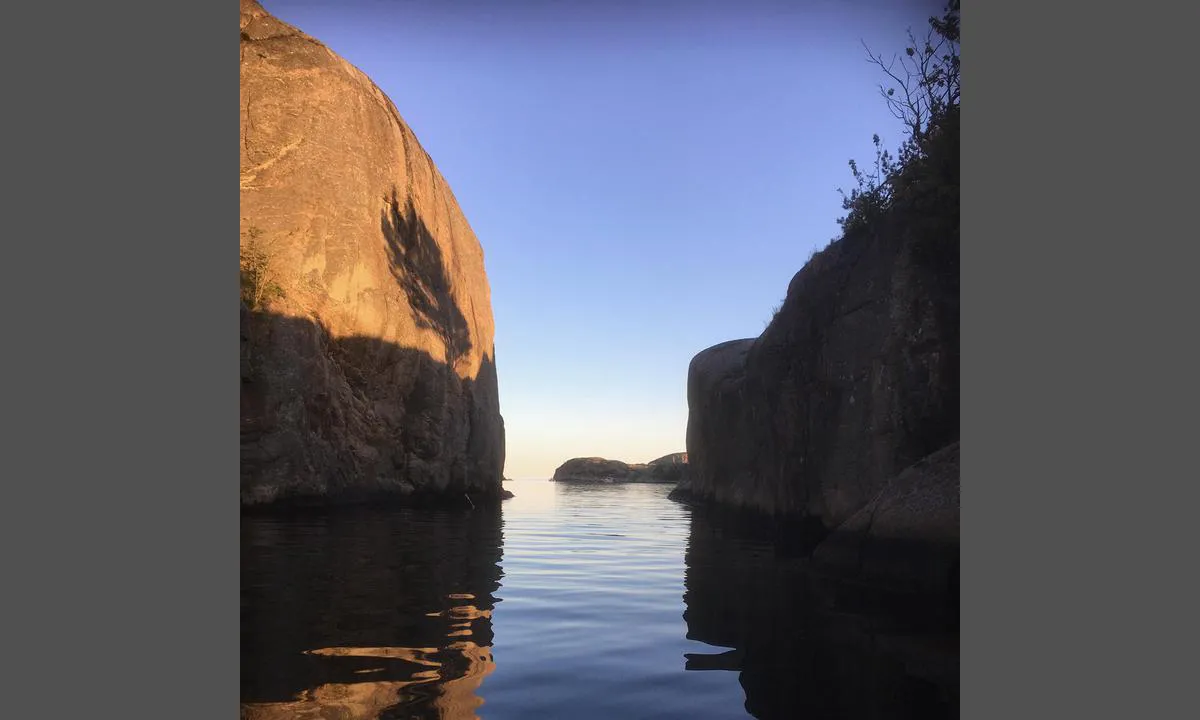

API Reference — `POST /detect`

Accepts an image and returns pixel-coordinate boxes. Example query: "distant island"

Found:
[551,453,688,484]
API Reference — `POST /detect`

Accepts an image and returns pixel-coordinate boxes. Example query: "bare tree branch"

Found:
[837,1,958,232]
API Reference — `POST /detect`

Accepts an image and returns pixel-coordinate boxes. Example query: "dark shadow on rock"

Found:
[380,190,473,367]
[682,505,958,720]
[240,503,504,717]
[241,308,504,509]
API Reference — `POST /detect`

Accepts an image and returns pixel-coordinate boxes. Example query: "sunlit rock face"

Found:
[239,0,504,506]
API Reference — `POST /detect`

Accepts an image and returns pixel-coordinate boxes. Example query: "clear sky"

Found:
[258,0,948,478]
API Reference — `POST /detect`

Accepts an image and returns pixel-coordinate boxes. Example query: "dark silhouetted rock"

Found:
[676,106,958,624]
[680,185,957,533]
[239,0,504,507]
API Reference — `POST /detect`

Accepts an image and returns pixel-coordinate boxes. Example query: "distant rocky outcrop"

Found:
[628,452,689,484]
[551,453,687,483]
[552,457,634,483]
[239,0,504,507]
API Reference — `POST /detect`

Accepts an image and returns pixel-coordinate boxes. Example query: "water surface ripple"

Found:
[241,479,956,719]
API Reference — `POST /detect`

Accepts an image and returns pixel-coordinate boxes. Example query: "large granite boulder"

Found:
[239,0,504,507]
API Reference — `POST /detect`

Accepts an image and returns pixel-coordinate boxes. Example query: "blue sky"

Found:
[258,0,948,478]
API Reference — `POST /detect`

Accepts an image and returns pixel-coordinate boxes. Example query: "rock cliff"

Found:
[674,107,958,557]
[239,0,504,507]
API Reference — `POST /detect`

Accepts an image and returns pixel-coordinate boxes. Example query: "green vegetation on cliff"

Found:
[836,0,959,246]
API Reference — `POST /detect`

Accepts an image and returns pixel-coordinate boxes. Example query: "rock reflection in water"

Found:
[682,506,958,720]
[242,639,495,720]
[240,505,503,719]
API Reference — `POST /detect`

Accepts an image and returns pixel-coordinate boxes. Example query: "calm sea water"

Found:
[241,480,957,719]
